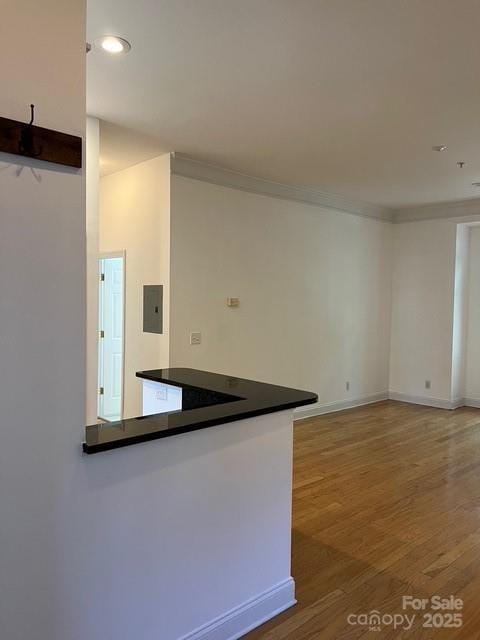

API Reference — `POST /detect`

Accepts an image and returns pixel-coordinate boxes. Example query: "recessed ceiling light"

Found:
[96,35,131,54]
[432,145,447,152]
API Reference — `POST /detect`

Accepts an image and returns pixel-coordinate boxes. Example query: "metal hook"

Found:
[19,104,42,158]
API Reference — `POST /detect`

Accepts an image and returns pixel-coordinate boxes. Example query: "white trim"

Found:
[98,250,127,260]
[294,392,480,418]
[171,153,393,222]
[294,391,388,420]
[170,154,480,224]
[393,198,480,224]
[177,578,296,640]
[388,391,459,410]
[450,397,466,410]
[464,398,480,408]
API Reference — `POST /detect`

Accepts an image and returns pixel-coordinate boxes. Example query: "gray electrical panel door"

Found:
[143,285,163,334]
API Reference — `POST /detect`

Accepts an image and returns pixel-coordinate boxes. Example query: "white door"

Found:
[98,255,124,422]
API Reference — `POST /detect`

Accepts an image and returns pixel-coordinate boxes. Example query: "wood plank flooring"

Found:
[245,400,480,639]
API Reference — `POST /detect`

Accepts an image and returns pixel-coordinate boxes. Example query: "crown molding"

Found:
[393,197,480,223]
[171,154,480,225]
[171,153,393,222]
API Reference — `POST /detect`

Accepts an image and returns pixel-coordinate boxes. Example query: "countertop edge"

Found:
[83,395,317,455]
[84,368,318,455]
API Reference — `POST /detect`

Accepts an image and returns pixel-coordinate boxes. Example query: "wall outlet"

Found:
[346,381,350,391]
[425,380,431,389]
[190,332,201,345]
[155,386,168,401]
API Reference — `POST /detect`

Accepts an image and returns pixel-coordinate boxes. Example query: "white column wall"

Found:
[0,2,86,639]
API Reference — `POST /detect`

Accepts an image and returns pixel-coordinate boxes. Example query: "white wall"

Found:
[389,219,458,404]
[0,2,86,638]
[389,216,480,408]
[86,116,100,424]
[465,226,480,401]
[95,166,480,413]
[170,176,393,410]
[99,154,171,418]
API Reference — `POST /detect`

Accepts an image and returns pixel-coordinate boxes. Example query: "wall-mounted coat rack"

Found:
[0,105,82,168]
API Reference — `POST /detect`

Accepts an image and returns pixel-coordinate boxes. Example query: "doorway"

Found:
[98,253,125,422]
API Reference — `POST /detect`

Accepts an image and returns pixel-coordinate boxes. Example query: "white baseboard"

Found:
[388,392,463,410]
[464,397,480,408]
[294,391,480,419]
[294,391,388,420]
[178,578,296,640]
[451,397,466,410]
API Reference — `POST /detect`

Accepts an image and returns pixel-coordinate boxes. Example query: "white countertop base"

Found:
[76,409,295,640]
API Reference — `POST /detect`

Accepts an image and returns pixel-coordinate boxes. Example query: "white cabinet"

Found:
[141,379,182,416]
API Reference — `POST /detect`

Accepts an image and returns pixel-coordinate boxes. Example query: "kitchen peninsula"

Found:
[83,369,316,640]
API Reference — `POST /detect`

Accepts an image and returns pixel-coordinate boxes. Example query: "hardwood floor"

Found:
[245,400,480,639]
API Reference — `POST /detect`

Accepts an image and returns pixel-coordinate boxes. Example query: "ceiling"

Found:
[88,0,480,208]
[98,120,166,176]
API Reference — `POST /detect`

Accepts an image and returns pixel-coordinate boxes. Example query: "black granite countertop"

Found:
[83,368,317,454]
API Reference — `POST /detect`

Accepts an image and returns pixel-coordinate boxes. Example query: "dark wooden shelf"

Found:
[0,116,82,168]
